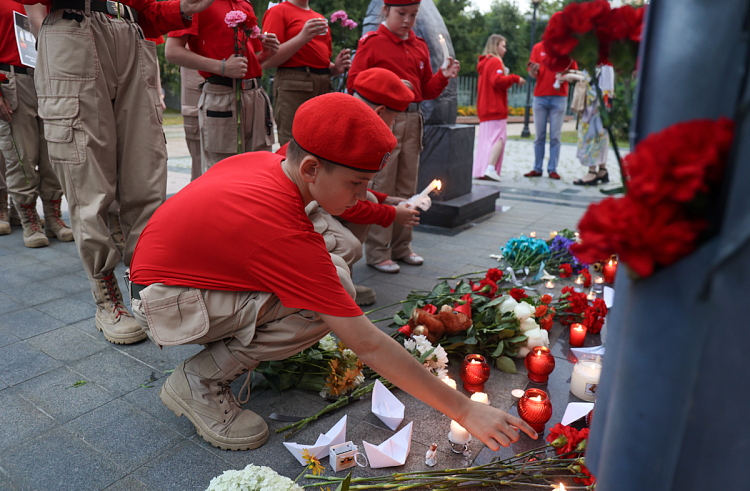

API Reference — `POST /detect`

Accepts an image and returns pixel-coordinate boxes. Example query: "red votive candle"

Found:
[517,388,552,433]
[570,323,587,347]
[524,346,555,383]
[603,258,618,283]
[460,354,490,393]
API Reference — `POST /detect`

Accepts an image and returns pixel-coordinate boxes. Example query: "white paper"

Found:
[561,402,595,426]
[371,379,404,431]
[603,286,615,308]
[13,12,36,68]
[571,346,605,360]
[363,422,413,468]
[283,415,347,465]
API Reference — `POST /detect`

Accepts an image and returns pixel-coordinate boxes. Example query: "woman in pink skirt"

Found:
[473,34,526,180]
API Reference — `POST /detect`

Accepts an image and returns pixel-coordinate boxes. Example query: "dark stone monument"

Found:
[362,0,498,228]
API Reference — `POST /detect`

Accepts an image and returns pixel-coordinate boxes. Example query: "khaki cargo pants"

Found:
[128,254,355,368]
[272,68,331,146]
[0,68,63,207]
[35,8,167,279]
[180,67,203,181]
[198,80,274,173]
[365,110,423,265]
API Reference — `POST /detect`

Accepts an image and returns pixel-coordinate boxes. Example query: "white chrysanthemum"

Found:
[403,338,417,352]
[319,334,338,352]
[343,348,356,361]
[432,345,449,366]
[435,367,449,380]
[206,464,302,491]
[412,335,432,354]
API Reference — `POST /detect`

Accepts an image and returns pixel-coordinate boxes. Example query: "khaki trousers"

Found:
[272,68,331,146]
[128,255,354,368]
[180,67,203,181]
[198,81,274,172]
[35,9,167,279]
[365,110,423,265]
[0,68,63,206]
[0,152,5,193]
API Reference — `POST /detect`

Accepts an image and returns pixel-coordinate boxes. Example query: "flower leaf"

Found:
[495,355,517,374]
[492,341,506,357]
[418,347,436,364]
[506,335,528,344]
[335,471,352,491]
[429,280,451,298]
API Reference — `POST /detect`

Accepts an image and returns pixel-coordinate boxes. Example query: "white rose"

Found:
[517,346,531,358]
[525,327,549,349]
[519,317,539,332]
[499,296,519,314]
[513,302,535,322]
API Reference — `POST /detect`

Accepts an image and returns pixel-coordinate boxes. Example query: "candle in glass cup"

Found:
[603,258,618,283]
[524,346,555,383]
[529,231,537,238]
[573,275,584,293]
[594,276,604,293]
[517,388,553,433]
[570,355,602,401]
[443,376,457,390]
[470,392,489,405]
[570,323,586,347]
[448,420,471,444]
[544,280,555,289]
[460,354,491,393]
[587,290,597,301]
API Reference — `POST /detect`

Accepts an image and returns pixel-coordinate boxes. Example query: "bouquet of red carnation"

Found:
[597,4,646,73]
[572,118,735,278]
[547,423,596,486]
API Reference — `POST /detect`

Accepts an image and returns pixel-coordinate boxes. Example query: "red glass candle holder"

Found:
[460,354,490,393]
[524,346,555,383]
[603,258,618,283]
[570,323,587,347]
[517,388,553,433]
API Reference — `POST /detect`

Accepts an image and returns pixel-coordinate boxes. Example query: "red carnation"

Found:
[539,307,555,331]
[576,465,597,486]
[508,288,528,302]
[535,305,548,318]
[423,304,437,315]
[486,268,503,282]
[559,263,573,278]
[0,73,7,83]
[583,298,608,334]
[478,278,498,298]
[540,294,552,305]
[581,269,592,288]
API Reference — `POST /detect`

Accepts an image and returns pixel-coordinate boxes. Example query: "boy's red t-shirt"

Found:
[168,0,263,80]
[530,42,576,97]
[130,152,362,318]
[0,1,26,66]
[261,1,332,69]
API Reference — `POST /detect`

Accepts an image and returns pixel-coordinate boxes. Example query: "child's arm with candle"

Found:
[321,312,538,449]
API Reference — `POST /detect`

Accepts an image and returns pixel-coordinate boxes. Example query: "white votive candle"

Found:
[545,280,555,289]
[570,355,603,402]
[449,420,471,444]
[470,392,489,405]
[574,276,584,293]
[439,34,450,68]
[443,377,457,390]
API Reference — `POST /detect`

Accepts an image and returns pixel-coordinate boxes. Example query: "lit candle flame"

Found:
[530,231,537,238]
[559,484,566,491]
[436,180,442,191]
[439,34,444,40]
[536,350,543,356]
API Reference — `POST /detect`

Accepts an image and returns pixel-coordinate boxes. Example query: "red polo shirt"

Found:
[131,152,362,318]
[530,42,576,97]
[168,0,263,80]
[348,24,448,104]
[261,1,332,69]
[1,1,25,66]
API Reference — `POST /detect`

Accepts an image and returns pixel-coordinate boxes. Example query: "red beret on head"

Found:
[383,0,421,5]
[354,67,415,112]
[293,93,397,172]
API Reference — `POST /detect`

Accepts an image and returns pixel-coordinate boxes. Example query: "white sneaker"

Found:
[483,167,502,182]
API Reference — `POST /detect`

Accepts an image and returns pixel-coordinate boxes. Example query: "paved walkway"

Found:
[0,124,606,491]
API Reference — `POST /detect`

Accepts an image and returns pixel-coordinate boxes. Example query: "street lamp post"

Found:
[521,0,543,139]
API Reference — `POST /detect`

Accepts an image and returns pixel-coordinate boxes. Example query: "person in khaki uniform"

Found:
[166,0,279,172]
[18,0,214,345]
[180,66,203,180]
[347,0,459,274]
[128,93,537,452]
[260,0,351,145]
[0,152,10,235]
[0,2,72,248]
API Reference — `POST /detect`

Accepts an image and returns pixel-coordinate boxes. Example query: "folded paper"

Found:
[561,402,595,426]
[363,421,413,468]
[571,345,605,360]
[603,286,615,308]
[283,415,347,465]
[371,379,404,431]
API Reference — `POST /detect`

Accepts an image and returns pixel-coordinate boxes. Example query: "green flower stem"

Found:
[362,300,410,315]
[437,270,489,280]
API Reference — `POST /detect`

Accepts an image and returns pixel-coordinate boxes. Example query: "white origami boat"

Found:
[371,379,404,431]
[363,421,413,468]
[283,415,347,465]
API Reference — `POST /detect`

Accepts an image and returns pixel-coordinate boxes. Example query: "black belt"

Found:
[52,0,139,23]
[278,66,330,75]
[205,75,261,88]
[130,282,148,300]
[0,64,29,75]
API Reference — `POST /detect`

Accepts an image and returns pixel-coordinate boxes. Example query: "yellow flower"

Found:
[302,448,325,476]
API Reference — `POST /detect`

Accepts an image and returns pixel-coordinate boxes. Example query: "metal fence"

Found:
[457,75,575,114]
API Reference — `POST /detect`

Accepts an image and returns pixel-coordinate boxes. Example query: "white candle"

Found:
[574,276,584,293]
[418,179,441,200]
[570,355,602,401]
[587,290,596,301]
[545,280,555,289]
[439,34,450,68]
[511,389,525,401]
[470,392,489,405]
[443,377,457,390]
[594,276,604,293]
[449,420,471,444]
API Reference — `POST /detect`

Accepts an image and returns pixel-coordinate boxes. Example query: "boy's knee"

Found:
[330,253,356,300]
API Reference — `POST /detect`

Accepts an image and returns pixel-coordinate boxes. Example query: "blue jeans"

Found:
[532,96,567,173]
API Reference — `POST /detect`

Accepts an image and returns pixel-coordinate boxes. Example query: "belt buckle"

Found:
[106,0,130,21]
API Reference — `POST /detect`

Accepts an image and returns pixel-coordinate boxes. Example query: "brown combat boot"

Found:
[0,191,10,235]
[92,272,146,344]
[354,284,377,306]
[8,199,21,227]
[108,212,125,256]
[42,198,74,242]
[17,201,49,248]
[160,342,269,451]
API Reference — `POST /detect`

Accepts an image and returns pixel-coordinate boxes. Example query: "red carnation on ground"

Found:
[539,307,555,331]
[478,278,498,298]
[559,263,573,278]
[581,269,592,288]
[535,305,548,318]
[540,294,552,305]
[486,268,503,282]
[508,288,528,302]
[583,298,608,334]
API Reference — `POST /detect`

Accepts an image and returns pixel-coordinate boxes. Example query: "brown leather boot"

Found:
[108,212,125,256]
[92,272,146,344]
[160,342,269,451]
[8,199,21,227]
[0,191,10,236]
[42,198,74,242]
[17,201,49,248]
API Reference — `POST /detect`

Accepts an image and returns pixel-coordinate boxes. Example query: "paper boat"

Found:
[283,415,347,465]
[561,402,595,426]
[363,421,413,468]
[371,379,404,430]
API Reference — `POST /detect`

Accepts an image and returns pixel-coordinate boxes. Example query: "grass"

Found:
[163,108,183,126]
[509,131,628,149]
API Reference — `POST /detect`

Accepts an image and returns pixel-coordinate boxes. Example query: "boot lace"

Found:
[48,199,68,229]
[102,273,129,319]
[20,204,42,234]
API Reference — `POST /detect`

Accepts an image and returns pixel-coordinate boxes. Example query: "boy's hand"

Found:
[461,401,538,450]
[331,49,351,76]
[260,33,280,56]
[441,57,460,78]
[301,18,329,41]
[394,202,419,228]
[224,55,248,78]
[517,77,527,87]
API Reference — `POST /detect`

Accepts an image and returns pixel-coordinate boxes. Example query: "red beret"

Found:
[383,0,421,5]
[293,93,397,173]
[354,67,415,112]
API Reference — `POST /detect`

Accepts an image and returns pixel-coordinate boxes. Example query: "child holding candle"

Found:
[348,0,460,274]
[128,93,537,452]
[473,34,526,181]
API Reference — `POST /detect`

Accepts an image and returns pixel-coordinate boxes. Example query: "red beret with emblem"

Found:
[383,0,421,5]
[293,93,397,173]
[354,67,415,112]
